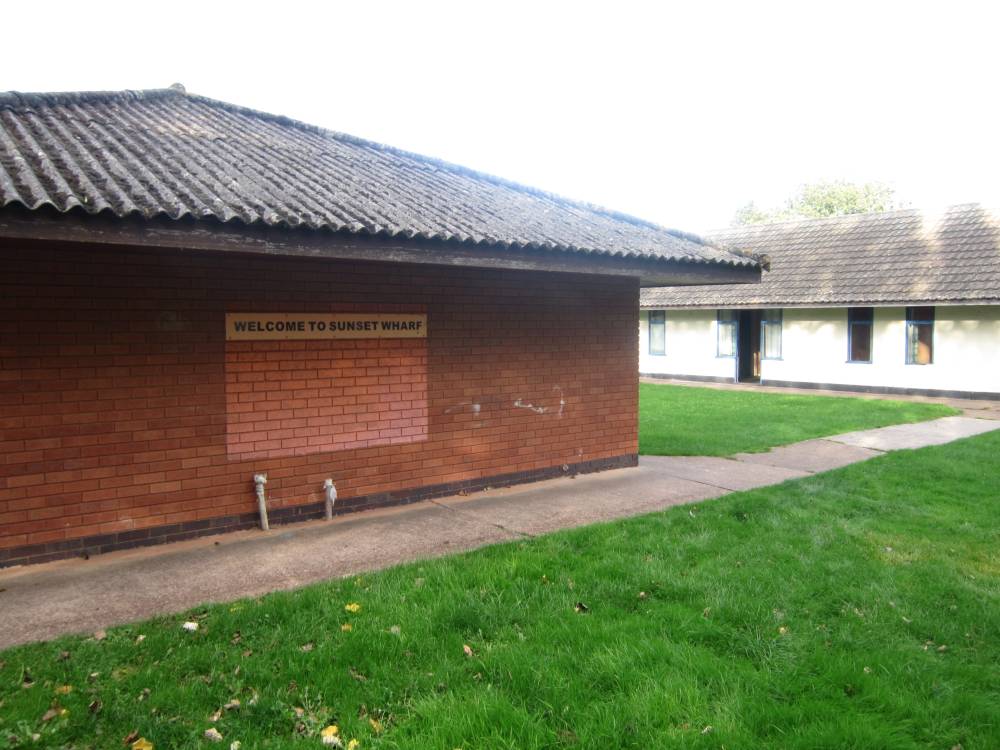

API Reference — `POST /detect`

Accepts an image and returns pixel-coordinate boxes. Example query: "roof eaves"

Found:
[1,86,743,262]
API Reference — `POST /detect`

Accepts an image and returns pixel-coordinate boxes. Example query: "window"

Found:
[717,310,736,357]
[906,306,934,364]
[848,307,874,363]
[648,310,666,355]
[761,309,782,359]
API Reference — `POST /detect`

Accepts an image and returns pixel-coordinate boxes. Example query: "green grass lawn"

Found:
[639,382,959,455]
[2,431,998,749]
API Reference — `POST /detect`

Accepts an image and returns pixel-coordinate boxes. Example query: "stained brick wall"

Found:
[0,240,639,565]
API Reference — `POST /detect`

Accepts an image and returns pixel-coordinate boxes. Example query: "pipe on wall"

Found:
[323,478,337,520]
[253,473,269,531]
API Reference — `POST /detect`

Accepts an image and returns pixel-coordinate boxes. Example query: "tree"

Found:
[732,180,897,226]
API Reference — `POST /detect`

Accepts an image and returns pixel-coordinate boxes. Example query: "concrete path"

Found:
[1,415,997,650]
[823,415,1000,451]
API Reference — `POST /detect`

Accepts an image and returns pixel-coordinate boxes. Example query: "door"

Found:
[737,310,762,382]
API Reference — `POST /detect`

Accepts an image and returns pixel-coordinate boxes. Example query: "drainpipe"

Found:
[253,473,269,531]
[323,478,337,520]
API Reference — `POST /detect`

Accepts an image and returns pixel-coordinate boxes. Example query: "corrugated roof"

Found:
[0,86,756,269]
[641,204,1000,308]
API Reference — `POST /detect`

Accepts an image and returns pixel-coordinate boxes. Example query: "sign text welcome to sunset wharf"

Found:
[225,313,427,340]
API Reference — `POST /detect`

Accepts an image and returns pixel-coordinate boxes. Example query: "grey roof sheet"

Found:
[0,87,755,269]
[641,204,1000,308]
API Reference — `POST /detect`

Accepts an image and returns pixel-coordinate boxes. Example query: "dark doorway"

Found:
[737,310,762,382]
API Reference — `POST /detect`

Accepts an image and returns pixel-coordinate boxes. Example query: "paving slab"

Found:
[639,455,809,491]
[438,460,728,537]
[0,501,516,649]
[733,439,883,473]
[828,416,1000,451]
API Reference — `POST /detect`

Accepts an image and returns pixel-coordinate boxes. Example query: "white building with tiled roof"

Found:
[639,205,1000,398]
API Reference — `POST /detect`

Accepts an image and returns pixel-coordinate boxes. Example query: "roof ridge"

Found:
[707,203,997,237]
[0,85,716,250]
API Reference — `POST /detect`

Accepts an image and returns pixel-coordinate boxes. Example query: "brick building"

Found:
[0,87,760,566]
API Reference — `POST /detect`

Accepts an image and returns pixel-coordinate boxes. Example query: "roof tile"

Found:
[0,88,757,270]
[641,205,1000,307]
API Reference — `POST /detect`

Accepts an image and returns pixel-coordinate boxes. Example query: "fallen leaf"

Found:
[344,603,362,614]
[41,708,59,722]
[94,630,107,641]
[389,625,401,636]
[224,699,241,711]
[88,672,100,682]
[131,739,153,750]
[210,709,222,722]
[574,602,589,614]
[138,687,151,701]
[341,623,353,632]
[347,740,360,750]
[204,727,224,742]
[231,632,242,645]
[638,591,647,600]
[322,725,342,746]
[462,644,475,658]
[937,645,949,653]
[349,667,368,682]
[182,621,199,632]
[89,699,102,714]
[369,718,383,734]
[58,650,70,661]
[230,743,242,750]
[123,729,140,746]
[701,725,714,734]
[55,685,73,694]
[778,626,789,635]
[300,642,315,652]
[135,634,146,644]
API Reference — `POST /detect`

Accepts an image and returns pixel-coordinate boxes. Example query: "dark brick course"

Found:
[0,454,636,567]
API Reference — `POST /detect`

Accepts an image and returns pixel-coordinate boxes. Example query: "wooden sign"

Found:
[226,313,427,340]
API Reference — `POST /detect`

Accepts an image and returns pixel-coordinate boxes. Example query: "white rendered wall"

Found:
[762,306,1000,394]
[639,309,736,380]
[639,306,1000,394]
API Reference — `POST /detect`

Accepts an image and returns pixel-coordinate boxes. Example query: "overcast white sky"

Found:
[5,0,999,233]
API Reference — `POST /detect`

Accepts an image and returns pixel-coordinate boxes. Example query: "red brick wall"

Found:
[225,338,428,460]
[0,240,639,562]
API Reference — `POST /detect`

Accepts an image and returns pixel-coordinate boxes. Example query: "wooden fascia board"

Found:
[0,210,761,287]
